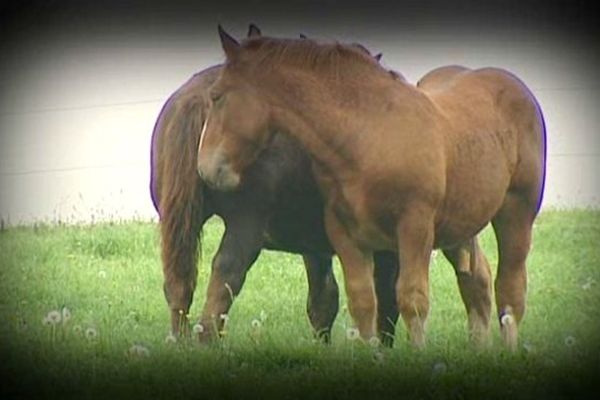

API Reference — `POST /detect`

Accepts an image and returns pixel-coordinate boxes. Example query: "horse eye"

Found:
[211,92,224,104]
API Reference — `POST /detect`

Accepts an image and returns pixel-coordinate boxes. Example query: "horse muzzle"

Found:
[197,152,241,191]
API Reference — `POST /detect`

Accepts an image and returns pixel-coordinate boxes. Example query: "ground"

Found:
[0,210,599,399]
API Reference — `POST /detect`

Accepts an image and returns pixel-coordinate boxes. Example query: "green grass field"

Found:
[1,210,599,399]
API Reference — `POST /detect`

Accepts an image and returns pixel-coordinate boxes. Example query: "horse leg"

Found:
[442,237,492,347]
[302,254,339,343]
[395,208,435,348]
[373,251,399,347]
[197,214,264,342]
[492,193,536,351]
[325,209,377,340]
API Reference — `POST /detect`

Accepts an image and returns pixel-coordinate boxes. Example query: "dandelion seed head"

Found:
[368,336,381,348]
[522,341,535,354]
[500,314,514,326]
[564,335,576,348]
[98,270,107,279]
[251,319,262,329]
[260,310,268,322]
[85,327,98,340]
[432,361,447,377]
[346,327,360,341]
[73,325,82,334]
[165,334,177,344]
[192,323,205,334]
[373,351,385,364]
[61,307,71,323]
[42,316,52,326]
[430,250,439,263]
[128,344,150,357]
[46,310,62,325]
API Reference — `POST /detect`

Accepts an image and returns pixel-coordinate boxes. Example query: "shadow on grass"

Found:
[2,338,599,400]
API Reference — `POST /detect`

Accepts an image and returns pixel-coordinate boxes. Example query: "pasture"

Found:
[1,210,599,399]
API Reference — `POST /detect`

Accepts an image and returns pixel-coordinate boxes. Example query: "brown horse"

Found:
[197,27,546,350]
[151,24,401,344]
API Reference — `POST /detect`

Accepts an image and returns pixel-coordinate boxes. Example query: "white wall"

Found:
[1,27,598,226]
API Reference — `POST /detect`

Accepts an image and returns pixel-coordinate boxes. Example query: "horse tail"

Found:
[150,93,206,315]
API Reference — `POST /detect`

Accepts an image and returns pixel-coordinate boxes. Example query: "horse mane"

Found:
[238,36,391,80]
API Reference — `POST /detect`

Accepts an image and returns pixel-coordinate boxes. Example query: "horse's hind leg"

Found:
[374,251,399,347]
[197,214,264,342]
[302,254,339,343]
[442,237,492,347]
[492,192,536,351]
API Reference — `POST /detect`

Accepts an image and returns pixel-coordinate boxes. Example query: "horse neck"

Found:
[260,67,381,175]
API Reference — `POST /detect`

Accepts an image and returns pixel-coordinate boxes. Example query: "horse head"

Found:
[196,26,273,191]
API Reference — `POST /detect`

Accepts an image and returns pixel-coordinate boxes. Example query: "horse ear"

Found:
[374,53,382,62]
[299,33,307,39]
[218,25,240,59]
[247,23,262,38]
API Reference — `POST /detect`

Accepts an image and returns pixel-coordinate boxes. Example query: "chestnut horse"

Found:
[197,28,546,350]
[150,25,400,344]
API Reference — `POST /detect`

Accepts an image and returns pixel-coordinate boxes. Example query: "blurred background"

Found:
[1,0,598,225]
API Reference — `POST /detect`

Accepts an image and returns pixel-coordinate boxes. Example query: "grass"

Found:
[0,210,599,399]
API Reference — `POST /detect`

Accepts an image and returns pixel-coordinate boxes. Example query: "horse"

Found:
[150,24,400,345]
[197,27,546,350]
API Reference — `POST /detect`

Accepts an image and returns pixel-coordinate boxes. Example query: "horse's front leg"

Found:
[395,207,435,348]
[324,209,377,341]
[197,214,265,342]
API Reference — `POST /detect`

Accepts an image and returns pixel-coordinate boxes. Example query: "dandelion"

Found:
[373,351,385,364]
[85,327,98,341]
[259,310,268,322]
[164,334,177,344]
[522,341,535,354]
[220,314,229,324]
[564,335,576,348]
[192,323,205,334]
[45,310,62,325]
[73,325,82,334]
[98,270,107,279]
[430,250,438,263]
[251,319,262,329]
[346,327,360,341]
[368,336,381,348]
[42,316,52,326]
[61,307,71,324]
[128,344,150,357]
[432,361,447,378]
[500,313,514,327]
